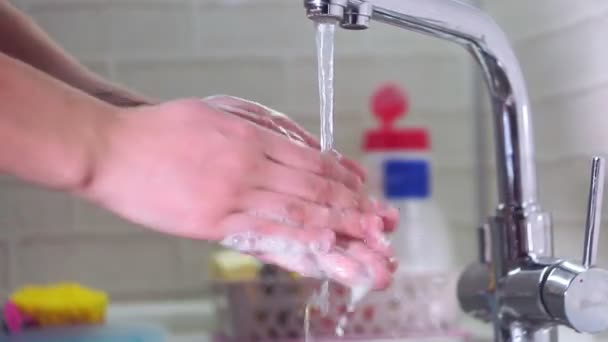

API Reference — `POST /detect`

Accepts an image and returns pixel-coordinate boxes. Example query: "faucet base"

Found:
[498,323,558,342]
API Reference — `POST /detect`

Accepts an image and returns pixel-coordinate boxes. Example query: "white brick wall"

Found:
[0,241,8,295]
[18,0,608,299]
[16,234,181,296]
[0,0,479,298]
[484,1,608,264]
[116,57,289,107]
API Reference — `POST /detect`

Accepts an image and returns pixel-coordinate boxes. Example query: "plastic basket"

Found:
[212,271,460,342]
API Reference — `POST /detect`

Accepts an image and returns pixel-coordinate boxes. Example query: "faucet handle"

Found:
[540,156,608,334]
[542,261,608,334]
[583,156,605,268]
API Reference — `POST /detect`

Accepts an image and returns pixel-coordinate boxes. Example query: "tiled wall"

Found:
[484,0,608,263]
[2,0,606,300]
[0,0,478,299]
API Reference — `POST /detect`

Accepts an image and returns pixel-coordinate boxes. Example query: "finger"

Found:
[204,95,366,181]
[369,197,400,232]
[238,190,384,241]
[212,102,310,146]
[218,213,336,255]
[376,202,399,232]
[343,240,393,290]
[271,116,321,148]
[362,223,394,258]
[314,248,373,290]
[257,160,364,209]
[237,189,393,257]
[256,127,367,182]
[204,95,322,148]
[334,153,367,182]
[223,105,318,148]
[257,123,366,183]
[204,95,276,118]
[258,135,364,194]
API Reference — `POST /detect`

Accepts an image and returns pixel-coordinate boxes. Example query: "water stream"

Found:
[304,20,366,342]
[303,20,338,342]
[316,21,336,152]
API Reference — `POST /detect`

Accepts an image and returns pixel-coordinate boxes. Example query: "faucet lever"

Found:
[583,156,605,268]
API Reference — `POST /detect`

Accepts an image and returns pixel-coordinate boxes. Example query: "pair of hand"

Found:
[86,95,398,290]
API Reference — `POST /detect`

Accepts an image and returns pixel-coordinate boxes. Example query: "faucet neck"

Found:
[362,0,538,209]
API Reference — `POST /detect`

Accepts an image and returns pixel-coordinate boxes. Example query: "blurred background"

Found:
[1,0,608,306]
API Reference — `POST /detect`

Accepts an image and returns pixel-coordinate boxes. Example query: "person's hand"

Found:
[204,95,323,150]
[202,95,401,287]
[202,95,398,231]
[203,96,400,290]
[84,98,398,290]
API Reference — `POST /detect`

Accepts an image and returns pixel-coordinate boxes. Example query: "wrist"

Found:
[75,104,143,207]
[93,89,152,107]
[69,104,122,196]
[89,83,155,107]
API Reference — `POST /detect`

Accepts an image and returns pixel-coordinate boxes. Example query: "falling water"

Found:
[315,20,336,152]
[304,19,372,342]
[304,20,337,342]
[314,19,337,328]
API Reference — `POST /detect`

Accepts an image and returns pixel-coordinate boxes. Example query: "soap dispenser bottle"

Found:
[362,82,453,274]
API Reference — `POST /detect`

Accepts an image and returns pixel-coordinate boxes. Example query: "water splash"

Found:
[335,273,373,336]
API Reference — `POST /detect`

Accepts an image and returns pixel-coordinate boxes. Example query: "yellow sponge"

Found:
[9,283,108,327]
[210,250,262,282]
[210,250,303,282]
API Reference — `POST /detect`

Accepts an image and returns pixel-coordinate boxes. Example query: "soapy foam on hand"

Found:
[221,228,376,339]
[220,233,375,289]
[221,232,307,255]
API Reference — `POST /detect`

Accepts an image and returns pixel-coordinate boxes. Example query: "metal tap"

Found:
[302,0,608,341]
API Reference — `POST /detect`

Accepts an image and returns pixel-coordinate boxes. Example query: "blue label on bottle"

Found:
[383,159,430,199]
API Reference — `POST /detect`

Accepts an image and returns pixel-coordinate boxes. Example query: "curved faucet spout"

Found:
[354,0,538,209]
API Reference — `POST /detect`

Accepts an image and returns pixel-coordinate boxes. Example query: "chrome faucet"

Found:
[302,1,608,341]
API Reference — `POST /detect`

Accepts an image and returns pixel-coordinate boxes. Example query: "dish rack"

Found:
[212,271,462,342]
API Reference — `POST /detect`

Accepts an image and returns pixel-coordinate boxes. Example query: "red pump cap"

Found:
[363,82,429,151]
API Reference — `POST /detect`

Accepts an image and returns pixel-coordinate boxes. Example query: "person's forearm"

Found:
[0,52,116,191]
[0,1,152,107]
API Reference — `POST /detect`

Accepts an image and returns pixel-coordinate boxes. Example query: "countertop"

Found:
[106,298,607,342]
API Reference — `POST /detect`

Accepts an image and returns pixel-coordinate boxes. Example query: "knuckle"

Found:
[337,185,359,209]
[314,179,334,205]
[285,201,307,226]
[318,154,334,176]
[326,208,345,231]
